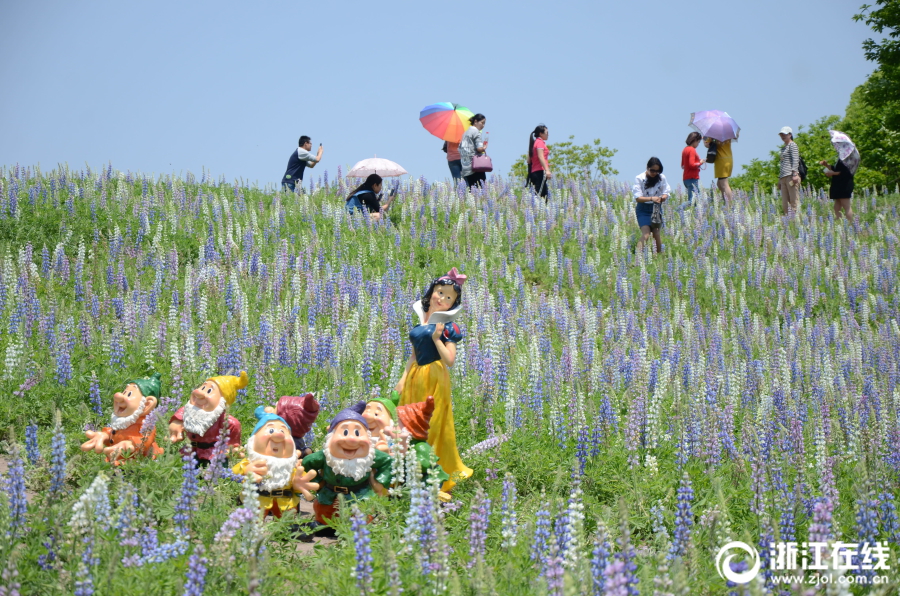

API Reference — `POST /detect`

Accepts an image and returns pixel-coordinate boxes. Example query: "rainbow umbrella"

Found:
[419,102,475,143]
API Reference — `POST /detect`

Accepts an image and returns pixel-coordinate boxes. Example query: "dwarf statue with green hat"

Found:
[168,371,247,465]
[295,402,393,526]
[232,406,319,518]
[81,372,165,464]
[363,391,449,488]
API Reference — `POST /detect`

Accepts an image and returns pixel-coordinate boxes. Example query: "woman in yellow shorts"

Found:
[705,137,733,202]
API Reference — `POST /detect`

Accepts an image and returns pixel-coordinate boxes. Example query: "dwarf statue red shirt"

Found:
[168,372,246,463]
[81,373,165,464]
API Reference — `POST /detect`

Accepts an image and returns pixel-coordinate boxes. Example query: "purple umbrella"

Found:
[689,110,740,142]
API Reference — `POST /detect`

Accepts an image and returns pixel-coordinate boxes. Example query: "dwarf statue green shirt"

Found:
[301,449,393,505]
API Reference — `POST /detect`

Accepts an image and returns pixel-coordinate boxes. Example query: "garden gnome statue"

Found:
[231,406,318,517]
[168,371,247,465]
[363,392,449,488]
[297,402,392,525]
[272,393,320,457]
[81,372,164,464]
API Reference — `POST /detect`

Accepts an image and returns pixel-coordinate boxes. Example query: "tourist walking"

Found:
[681,132,705,205]
[346,174,393,221]
[443,141,462,182]
[704,137,733,202]
[820,130,859,222]
[632,157,670,255]
[459,114,488,189]
[527,124,552,200]
[282,135,322,192]
[778,127,801,215]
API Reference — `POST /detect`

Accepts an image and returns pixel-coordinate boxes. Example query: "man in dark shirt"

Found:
[282,135,323,192]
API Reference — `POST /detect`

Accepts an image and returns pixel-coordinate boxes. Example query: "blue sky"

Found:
[0,0,878,188]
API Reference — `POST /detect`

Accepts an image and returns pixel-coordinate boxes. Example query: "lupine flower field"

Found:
[1,162,900,595]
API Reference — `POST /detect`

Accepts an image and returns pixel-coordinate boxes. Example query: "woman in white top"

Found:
[459,113,488,189]
[632,157,670,254]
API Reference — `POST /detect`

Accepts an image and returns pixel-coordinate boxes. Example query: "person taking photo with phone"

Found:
[282,135,323,192]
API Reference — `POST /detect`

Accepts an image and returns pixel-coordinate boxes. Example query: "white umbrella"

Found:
[347,155,408,178]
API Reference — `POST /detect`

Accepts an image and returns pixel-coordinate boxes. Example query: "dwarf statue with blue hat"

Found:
[232,406,319,518]
[297,402,393,526]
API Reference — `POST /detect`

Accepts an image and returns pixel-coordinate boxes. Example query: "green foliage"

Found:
[508,135,618,179]
[854,1,900,126]
[842,76,900,187]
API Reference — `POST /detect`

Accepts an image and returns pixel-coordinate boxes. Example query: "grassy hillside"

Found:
[0,164,898,595]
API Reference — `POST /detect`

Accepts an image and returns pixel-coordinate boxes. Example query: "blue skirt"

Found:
[635,202,661,229]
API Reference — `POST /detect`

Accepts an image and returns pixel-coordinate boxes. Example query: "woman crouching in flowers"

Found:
[394,268,473,493]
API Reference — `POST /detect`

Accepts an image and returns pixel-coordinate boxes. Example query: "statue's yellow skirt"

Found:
[399,360,472,492]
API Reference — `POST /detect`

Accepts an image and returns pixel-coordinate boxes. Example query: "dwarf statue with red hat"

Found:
[296,402,392,526]
[273,393,320,457]
[81,372,165,464]
[231,406,318,517]
[168,371,247,465]
[363,391,449,488]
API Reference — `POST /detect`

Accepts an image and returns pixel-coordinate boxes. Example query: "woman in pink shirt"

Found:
[681,132,704,205]
[528,124,551,200]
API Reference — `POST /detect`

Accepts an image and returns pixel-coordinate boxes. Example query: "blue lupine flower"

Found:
[669,472,693,560]
[5,452,28,539]
[351,505,373,595]
[49,420,67,498]
[25,424,39,465]
[174,453,199,534]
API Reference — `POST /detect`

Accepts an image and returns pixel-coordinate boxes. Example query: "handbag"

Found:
[706,139,718,164]
[651,203,663,226]
[472,153,493,173]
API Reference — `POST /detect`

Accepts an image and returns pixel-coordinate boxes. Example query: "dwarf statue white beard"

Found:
[247,441,298,492]
[109,396,148,431]
[323,431,377,482]
[182,398,226,436]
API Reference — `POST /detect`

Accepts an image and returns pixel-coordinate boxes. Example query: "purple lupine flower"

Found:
[878,492,900,545]
[544,542,565,596]
[203,419,231,490]
[467,484,491,567]
[174,453,199,534]
[55,334,73,385]
[24,424,39,465]
[602,559,629,596]
[855,492,880,580]
[500,473,518,549]
[49,419,67,498]
[668,472,693,560]
[182,545,208,596]
[4,451,28,539]
[591,523,611,596]
[89,372,102,416]
[531,500,552,565]
[73,536,97,596]
[351,505,373,595]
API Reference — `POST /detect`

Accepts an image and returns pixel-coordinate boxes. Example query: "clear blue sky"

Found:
[0,0,878,188]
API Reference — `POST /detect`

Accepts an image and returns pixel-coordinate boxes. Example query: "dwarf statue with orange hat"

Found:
[363,391,448,488]
[168,371,247,465]
[81,372,165,464]
[231,406,319,517]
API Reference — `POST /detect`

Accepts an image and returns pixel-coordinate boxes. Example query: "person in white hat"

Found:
[778,127,801,214]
